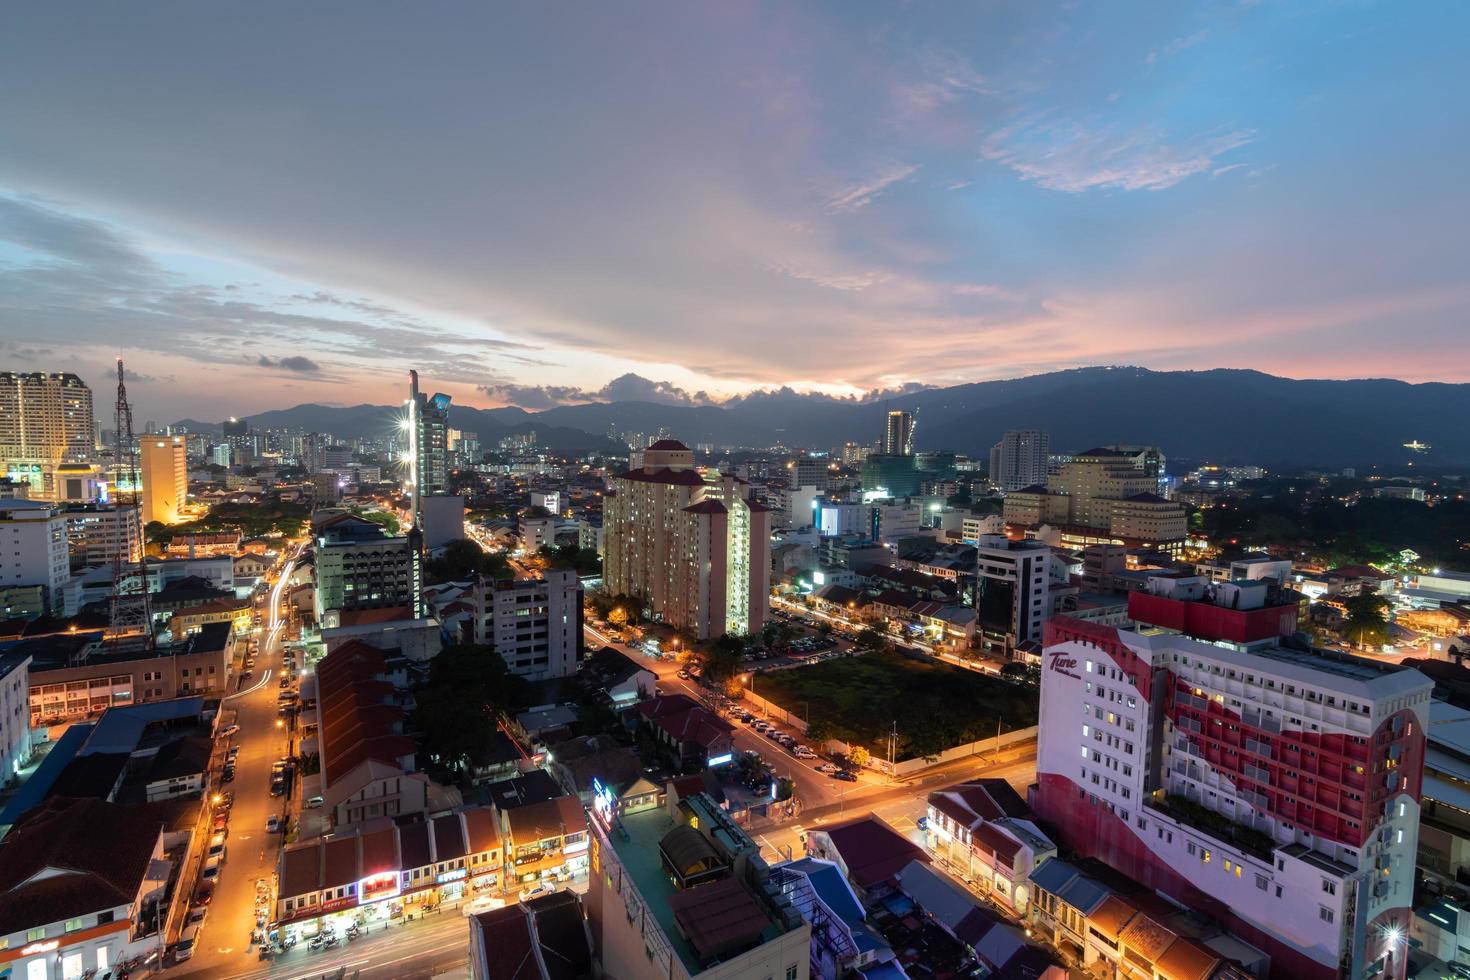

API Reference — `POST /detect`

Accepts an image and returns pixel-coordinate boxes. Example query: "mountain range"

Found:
[178,367,1470,467]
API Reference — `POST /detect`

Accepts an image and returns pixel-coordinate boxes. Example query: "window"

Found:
[786,967,799,980]
[1322,879,1337,895]
[1255,874,1268,890]
[65,917,85,932]
[26,928,46,943]
[97,910,114,924]
[1319,907,1334,924]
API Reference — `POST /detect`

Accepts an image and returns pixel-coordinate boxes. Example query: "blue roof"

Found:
[83,697,204,756]
[894,859,981,931]
[785,857,865,925]
[860,963,910,980]
[0,724,93,831]
[1030,858,1114,915]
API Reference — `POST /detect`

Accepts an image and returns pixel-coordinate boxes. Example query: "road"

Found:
[583,622,1037,827]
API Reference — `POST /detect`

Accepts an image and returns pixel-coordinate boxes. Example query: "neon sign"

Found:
[21,939,59,955]
[357,870,400,903]
[706,753,733,768]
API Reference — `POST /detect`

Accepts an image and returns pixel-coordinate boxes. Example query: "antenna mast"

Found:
[107,357,153,650]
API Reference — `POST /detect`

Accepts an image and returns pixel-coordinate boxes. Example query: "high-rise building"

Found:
[883,409,914,456]
[426,571,583,681]
[313,514,423,620]
[989,430,1050,491]
[840,441,865,468]
[221,416,248,438]
[1002,446,1186,553]
[139,436,187,525]
[0,372,95,499]
[602,440,771,640]
[1033,577,1430,980]
[0,499,69,615]
[407,370,451,526]
[974,535,1054,656]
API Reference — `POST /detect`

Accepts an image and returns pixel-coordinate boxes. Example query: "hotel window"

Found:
[26,928,45,943]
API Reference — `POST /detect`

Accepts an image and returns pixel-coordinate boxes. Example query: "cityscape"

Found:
[2,5,1469,980]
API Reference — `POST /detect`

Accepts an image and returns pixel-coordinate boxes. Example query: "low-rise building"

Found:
[0,499,68,616]
[586,787,811,979]
[0,797,176,980]
[636,695,735,769]
[468,890,595,980]
[502,794,589,891]
[924,779,1057,916]
[274,806,504,939]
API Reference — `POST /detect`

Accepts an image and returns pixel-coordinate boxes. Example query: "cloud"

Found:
[982,117,1255,192]
[256,354,321,373]
[481,373,717,410]
[825,163,920,212]
[1146,31,1207,65]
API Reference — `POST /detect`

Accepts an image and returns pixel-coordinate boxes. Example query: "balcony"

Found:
[1145,793,1276,862]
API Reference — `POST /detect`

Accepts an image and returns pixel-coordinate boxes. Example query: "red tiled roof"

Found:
[360,826,399,877]
[1088,893,1138,937]
[637,695,734,751]
[317,641,413,789]
[821,815,929,888]
[971,822,1022,865]
[0,798,166,934]
[505,795,585,846]
[462,806,502,854]
[668,877,769,961]
[338,605,415,626]
[1154,935,1223,980]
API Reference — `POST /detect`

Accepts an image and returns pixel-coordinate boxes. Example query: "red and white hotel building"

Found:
[1033,576,1431,980]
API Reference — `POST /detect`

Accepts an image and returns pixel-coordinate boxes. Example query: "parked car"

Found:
[219,724,239,738]
[793,746,817,759]
[266,815,281,834]
[202,862,221,882]
[519,883,554,902]
[207,841,226,860]
[221,767,235,783]
[830,770,859,782]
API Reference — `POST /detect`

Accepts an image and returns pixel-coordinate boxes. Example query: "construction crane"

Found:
[107,357,153,650]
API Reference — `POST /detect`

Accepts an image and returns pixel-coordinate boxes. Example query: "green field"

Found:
[753,650,1038,761]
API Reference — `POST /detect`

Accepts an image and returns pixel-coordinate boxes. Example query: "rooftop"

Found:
[606,795,790,975]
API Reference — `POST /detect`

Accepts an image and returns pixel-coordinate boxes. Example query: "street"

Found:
[582,621,1037,859]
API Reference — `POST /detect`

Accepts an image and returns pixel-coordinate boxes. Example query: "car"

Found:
[211,813,228,832]
[814,763,839,775]
[306,795,324,809]
[739,713,753,724]
[831,770,859,782]
[266,815,281,834]
[676,669,691,680]
[172,937,196,963]
[193,884,214,906]
[207,841,226,860]
[270,780,285,797]
[209,830,227,848]
[519,883,555,902]
[214,791,233,809]
[187,906,208,928]
[793,747,817,759]
[219,724,239,738]
[202,863,220,882]
[221,767,235,783]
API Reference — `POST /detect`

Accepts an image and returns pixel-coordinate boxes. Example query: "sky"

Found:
[0,1,1466,423]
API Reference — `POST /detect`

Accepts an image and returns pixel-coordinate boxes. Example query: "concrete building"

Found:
[426,572,584,681]
[883,410,914,456]
[585,786,810,979]
[64,504,142,568]
[139,436,187,526]
[0,372,95,500]
[989,430,1050,492]
[974,535,1052,657]
[26,623,235,726]
[53,463,105,504]
[1033,584,1432,980]
[1003,447,1187,553]
[0,653,33,786]
[469,890,594,980]
[602,440,771,641]
[577,516,604,556]
[0,499,69,615]
[313,513,423,620]
[408,371,451,525]
[420,493,465,551]
[0,797,176,980]
[518,514,554,554]
[529,490,561,514]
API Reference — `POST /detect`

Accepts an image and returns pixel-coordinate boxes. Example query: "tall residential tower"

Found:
[0,372,95,499]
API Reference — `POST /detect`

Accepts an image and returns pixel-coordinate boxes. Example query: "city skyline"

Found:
[2,3,1468,424]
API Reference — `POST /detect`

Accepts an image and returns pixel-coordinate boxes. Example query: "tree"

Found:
[699,634,746,687]
[410,644,531,774]
[848,745,871,768]
[855,628,889,652]
[423,539,511,585]
[805,717,834,744]
[1343,593,1391,650]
